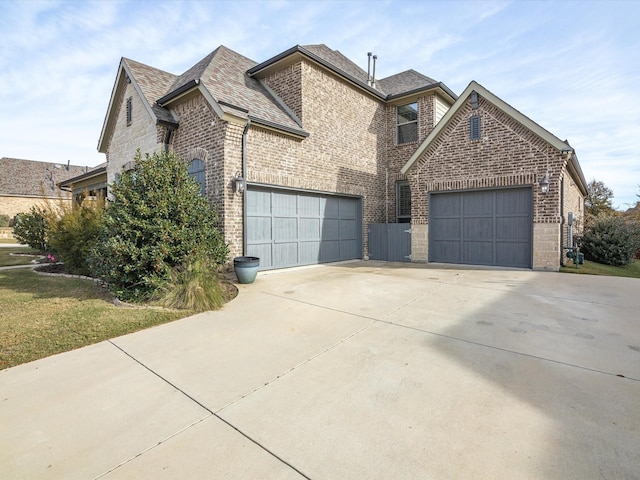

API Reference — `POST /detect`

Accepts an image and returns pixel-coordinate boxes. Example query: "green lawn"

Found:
[560,259,640,279]
[0,247,44,266]
[0,268,190,370]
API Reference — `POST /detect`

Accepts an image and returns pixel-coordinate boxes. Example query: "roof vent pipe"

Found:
[372,55,377,88]
[367,52,372,85]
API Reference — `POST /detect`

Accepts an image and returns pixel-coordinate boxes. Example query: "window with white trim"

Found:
[397,102,418,144]
[397,180,411,223]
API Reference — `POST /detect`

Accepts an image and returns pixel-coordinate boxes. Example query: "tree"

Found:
[90,151,228,302]
[584,179,615,219]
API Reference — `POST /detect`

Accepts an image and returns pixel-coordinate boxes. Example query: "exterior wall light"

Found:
[539,173,550,194]
[233,172,246,195]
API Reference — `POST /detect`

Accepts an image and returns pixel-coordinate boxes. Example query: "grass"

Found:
[560,259,640,279]
[0,247,45,266]
[0,268,191,370]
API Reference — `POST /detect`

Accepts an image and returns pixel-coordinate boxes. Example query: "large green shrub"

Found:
[47,200,104,276]
[90,151,228,301]
[578,214,640,266]
[13,206,50,251]
[0,214,10,228]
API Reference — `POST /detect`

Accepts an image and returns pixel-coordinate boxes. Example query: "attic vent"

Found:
[470,115,481,140]
[126,97,133,126]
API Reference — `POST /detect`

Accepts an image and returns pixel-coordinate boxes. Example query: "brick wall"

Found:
[106,82,160,184]
[408,94,569,270]
[246,60,388,258]
[0,196,71,220]
[561,166,585,251]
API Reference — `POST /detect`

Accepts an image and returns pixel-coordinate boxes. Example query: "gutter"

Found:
[157,79,200,106]
[242,118,251,256]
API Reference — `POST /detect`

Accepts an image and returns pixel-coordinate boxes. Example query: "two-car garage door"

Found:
[429,188,532,268]
[246,187,362,270]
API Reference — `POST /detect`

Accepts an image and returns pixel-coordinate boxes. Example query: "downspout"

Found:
[241,118,251,256]
[560,175,565,267]
[164,126,175,153]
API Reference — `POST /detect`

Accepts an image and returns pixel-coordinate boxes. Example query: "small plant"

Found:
[47,254,57,263]
[0,214,10,228]
[578,214,640,266]
[47,199,104,276]
[13,206,50,251]
[155,256,225,312]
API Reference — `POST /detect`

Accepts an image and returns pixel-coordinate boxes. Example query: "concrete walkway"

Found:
[1,261,639,479]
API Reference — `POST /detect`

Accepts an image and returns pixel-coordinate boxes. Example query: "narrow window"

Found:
[397,180,411,223]
[397,102,418,144]
[126,97,132,126]
[470,115,481,140]
[188,158,206,196]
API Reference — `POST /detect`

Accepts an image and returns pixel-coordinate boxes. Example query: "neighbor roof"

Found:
[0,157,92,197]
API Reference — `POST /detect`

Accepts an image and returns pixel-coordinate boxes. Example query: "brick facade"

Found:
[407,93,581,270]
[98,46,585,271]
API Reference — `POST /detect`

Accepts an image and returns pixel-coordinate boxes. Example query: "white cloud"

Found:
[1,0,639,208]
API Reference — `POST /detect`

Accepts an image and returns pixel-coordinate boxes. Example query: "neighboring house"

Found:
[93,43,586,271]
[0,157,91,220]
[58,163,107,205]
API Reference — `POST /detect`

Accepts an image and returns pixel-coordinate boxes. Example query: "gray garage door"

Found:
[246,187,362,270]
[429,188,532,268]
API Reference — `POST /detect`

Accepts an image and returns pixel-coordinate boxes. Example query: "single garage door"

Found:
[246,187,362,269]
[429,187,532,268]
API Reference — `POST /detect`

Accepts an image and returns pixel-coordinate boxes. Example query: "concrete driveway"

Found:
[1,261,639,479]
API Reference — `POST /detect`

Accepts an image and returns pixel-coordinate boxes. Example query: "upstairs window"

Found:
[397,180,411,223]
[397,102,418,144]
[126,97,133,126]
[188,158,206,196]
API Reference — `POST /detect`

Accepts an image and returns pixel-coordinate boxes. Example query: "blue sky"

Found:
[1,0,639,209]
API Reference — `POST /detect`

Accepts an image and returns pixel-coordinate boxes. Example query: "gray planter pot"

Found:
[233,256,260,284]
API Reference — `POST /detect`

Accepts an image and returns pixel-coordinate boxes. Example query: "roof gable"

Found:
[377,69,438,97]
[400,81,587,194]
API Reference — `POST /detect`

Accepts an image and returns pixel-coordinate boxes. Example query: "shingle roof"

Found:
[301,44,381,92]
[0,157,92,197]
[377,69,438,97]
[124,58,178,125]
[121,44,453,137]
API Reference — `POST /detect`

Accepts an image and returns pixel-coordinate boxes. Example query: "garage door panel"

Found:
[431,240,461,263]
[299,218,321,240]
[496,189,531,214]
[298,196,320,216]
[496,217,530,240]
[463,217,493,240]
[463,191,493,215]
[299,241,320,263]
[339,198,357,218]
[322,219,339,241]
[463,241,493,264]
[429,188,532,268]
[247,190,271,215]
[320,240,340,262]
[246,188,362,270]
[272,192,297,216]
[496,242,530,267]
[273,243,298,267]
[247,217,271,242]
[430,218,461,240]
[273,217,297,242]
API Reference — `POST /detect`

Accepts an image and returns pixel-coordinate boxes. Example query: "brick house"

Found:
[95,44,586,271]
[0,157,91,221]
